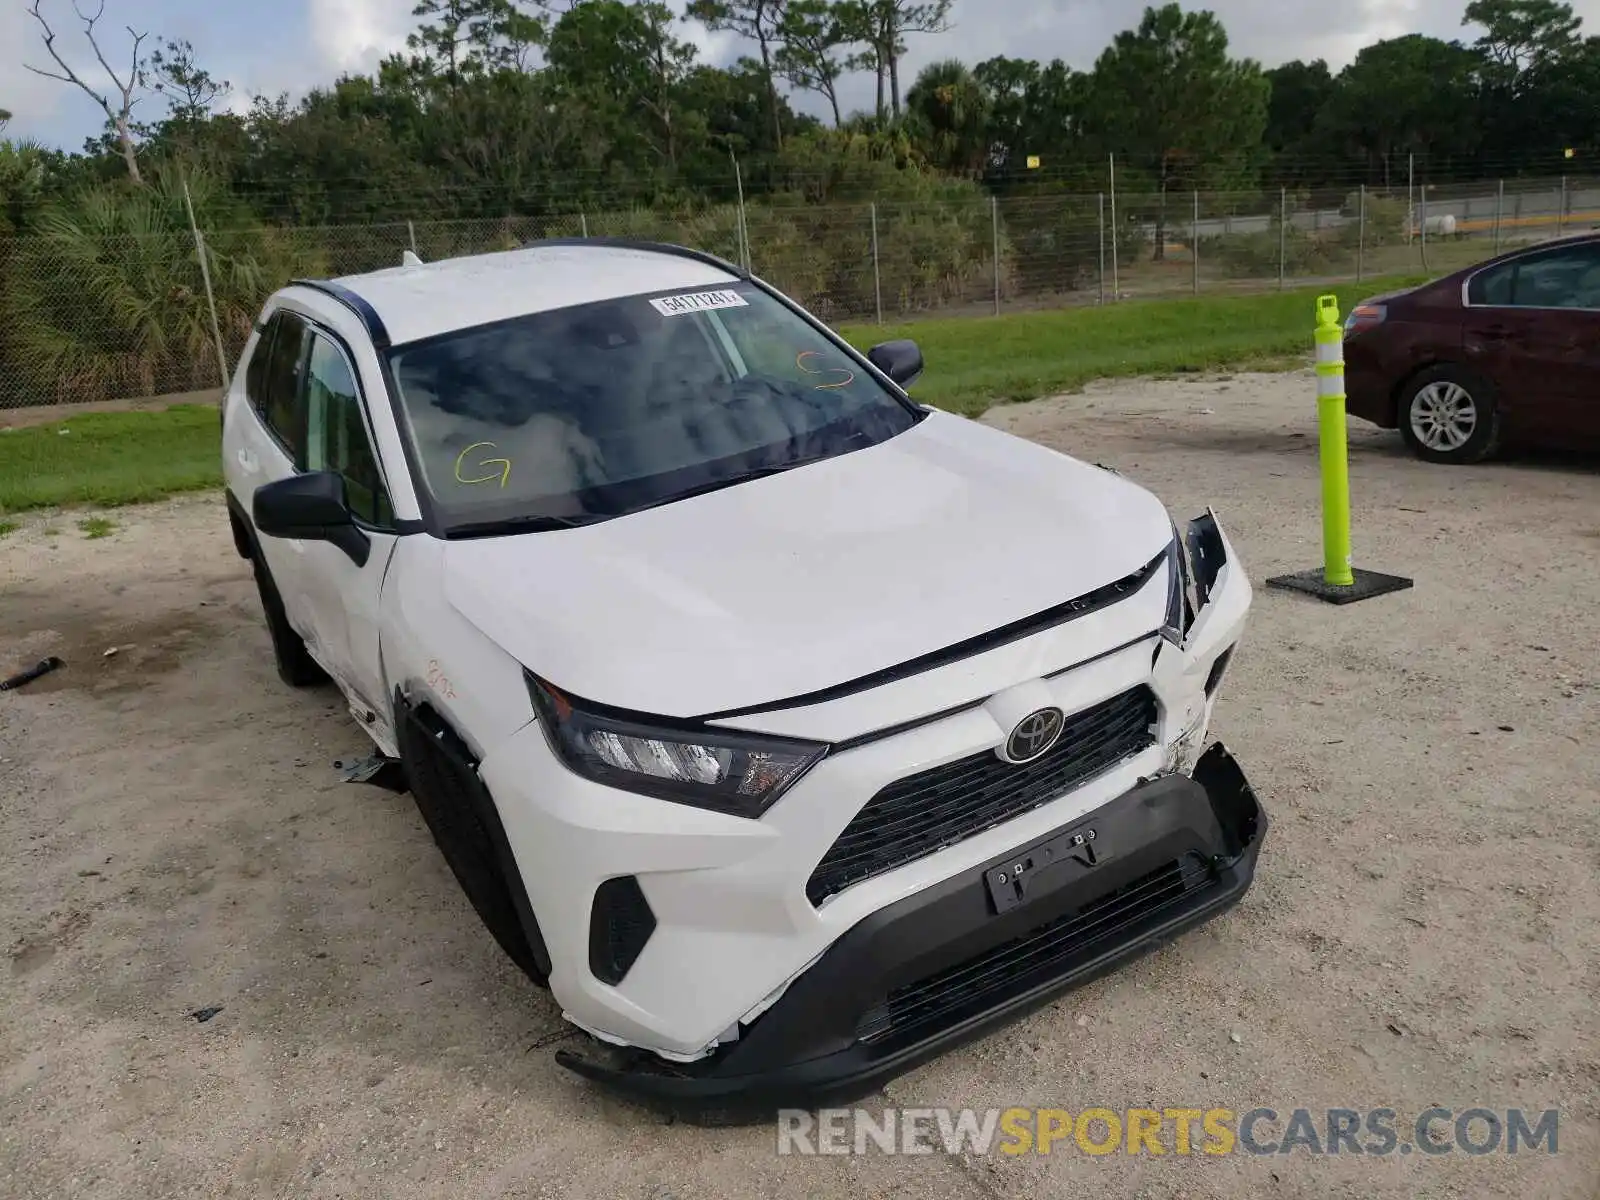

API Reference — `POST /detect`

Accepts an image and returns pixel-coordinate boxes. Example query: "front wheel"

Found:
[1398,366,1502,465]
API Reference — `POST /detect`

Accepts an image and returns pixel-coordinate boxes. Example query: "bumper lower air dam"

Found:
[556,741,1266,1123]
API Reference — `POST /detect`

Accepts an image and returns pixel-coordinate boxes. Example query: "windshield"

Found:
[386,281,920,533]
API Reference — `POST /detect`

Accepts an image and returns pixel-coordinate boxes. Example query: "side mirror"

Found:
[867,339,924,389]
[253,471,370,566]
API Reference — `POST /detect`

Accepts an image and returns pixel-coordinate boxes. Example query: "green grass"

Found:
[0,405,221,514]
[840,275,1423,416]
[0,277,1424,513]
[77,516,117,538]
[0,520,16,538]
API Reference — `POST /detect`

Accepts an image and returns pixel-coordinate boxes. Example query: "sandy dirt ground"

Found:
[2,370,1597,1200]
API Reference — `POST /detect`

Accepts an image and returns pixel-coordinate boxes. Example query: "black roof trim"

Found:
[288,278,392,348]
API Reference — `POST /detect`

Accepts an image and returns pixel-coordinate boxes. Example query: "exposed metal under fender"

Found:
[333,751,408,791]
[1185,510,1226,611]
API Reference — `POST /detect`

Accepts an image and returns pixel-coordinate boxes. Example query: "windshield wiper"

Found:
[443,513,600,539]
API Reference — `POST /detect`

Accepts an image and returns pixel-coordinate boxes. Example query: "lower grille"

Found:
[808,686,1158,905]
[589,876,656,985]
[857,853,1216,1044]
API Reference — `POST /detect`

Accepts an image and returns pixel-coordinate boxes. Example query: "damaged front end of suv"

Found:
[540,508,1265,1123]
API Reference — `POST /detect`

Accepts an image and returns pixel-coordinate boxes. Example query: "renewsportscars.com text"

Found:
[776,1106,1560,1157]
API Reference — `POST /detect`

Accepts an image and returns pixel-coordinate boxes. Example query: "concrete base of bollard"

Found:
[1265,567,1415,606]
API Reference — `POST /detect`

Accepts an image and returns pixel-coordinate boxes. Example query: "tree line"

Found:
[1,0,1597,233]
[0,0,1595,409]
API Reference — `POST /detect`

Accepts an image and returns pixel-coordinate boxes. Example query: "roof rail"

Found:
[526,237,749,281]
[287,239,746,351]
[288,278,392,348]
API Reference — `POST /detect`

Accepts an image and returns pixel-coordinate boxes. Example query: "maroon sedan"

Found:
[1343,232,1600,463]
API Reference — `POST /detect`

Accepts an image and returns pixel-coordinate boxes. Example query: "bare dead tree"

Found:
[24,0,149,183]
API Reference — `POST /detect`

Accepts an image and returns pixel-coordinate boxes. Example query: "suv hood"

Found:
[443,411,1173,719]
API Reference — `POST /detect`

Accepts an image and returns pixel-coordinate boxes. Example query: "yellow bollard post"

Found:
[1313,296,1354,587]
[1265,296,1414,604]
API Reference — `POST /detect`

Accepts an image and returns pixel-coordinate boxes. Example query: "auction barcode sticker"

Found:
[649,289,750,316]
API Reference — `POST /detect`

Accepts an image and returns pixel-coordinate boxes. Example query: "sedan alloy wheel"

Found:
[1409,381,1478,452]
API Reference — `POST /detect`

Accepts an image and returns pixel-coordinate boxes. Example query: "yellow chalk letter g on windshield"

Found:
[454,441,511,488]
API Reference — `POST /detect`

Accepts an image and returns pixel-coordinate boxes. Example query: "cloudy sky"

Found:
[0,0,1588,149]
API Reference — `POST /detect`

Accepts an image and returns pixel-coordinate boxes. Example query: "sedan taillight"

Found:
[1344,303,1387,337]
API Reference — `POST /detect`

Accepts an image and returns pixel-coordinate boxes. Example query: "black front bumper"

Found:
[557,742,1266,1123]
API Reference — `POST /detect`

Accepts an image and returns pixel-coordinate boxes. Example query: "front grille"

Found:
[807,686,1158,906]
[857,853,1216,1043]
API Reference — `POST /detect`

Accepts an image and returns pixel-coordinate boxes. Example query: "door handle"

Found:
[236,448,258,472]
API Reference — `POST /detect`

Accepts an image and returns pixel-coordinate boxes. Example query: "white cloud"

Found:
[216,0,413,111]
[306,0,414,75]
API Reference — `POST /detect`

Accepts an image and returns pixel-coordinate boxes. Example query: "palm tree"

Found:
[0,136,48,234]
[3,170,324,404]
[905,59,991,176]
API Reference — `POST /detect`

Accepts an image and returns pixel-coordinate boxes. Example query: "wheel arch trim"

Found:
[392,687,554,982]
[225,490,254,560]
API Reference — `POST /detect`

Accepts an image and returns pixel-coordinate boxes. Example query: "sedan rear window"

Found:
[386,283,918,533]
[1468,243,1600,309]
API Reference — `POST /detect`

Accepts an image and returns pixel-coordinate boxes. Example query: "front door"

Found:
[231,308,313,629]
[294,329,400,749]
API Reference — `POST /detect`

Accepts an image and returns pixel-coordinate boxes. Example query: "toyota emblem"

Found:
[1003,707,1066,763]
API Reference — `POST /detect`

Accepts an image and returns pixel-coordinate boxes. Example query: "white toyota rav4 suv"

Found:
[221,240,1266,1119]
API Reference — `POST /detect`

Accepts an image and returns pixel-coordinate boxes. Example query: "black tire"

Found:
[1398,365,1502,465]
[249,546,329,688]
[396,704,549,986]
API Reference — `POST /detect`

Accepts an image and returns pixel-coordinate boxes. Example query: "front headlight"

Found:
[525,673,827,818]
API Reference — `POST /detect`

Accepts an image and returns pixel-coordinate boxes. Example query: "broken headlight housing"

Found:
[1161,526,1192,645]
[1162,511,1227,646]
[526,673,827,818]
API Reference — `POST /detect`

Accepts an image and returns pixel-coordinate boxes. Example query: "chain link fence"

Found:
[3,175,1596,410]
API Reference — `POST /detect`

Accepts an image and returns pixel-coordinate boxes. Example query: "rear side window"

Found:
[255,310,311,463]
[244,316,277,406]
[1468,262,1513,306]
[1469,244,1600,308]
